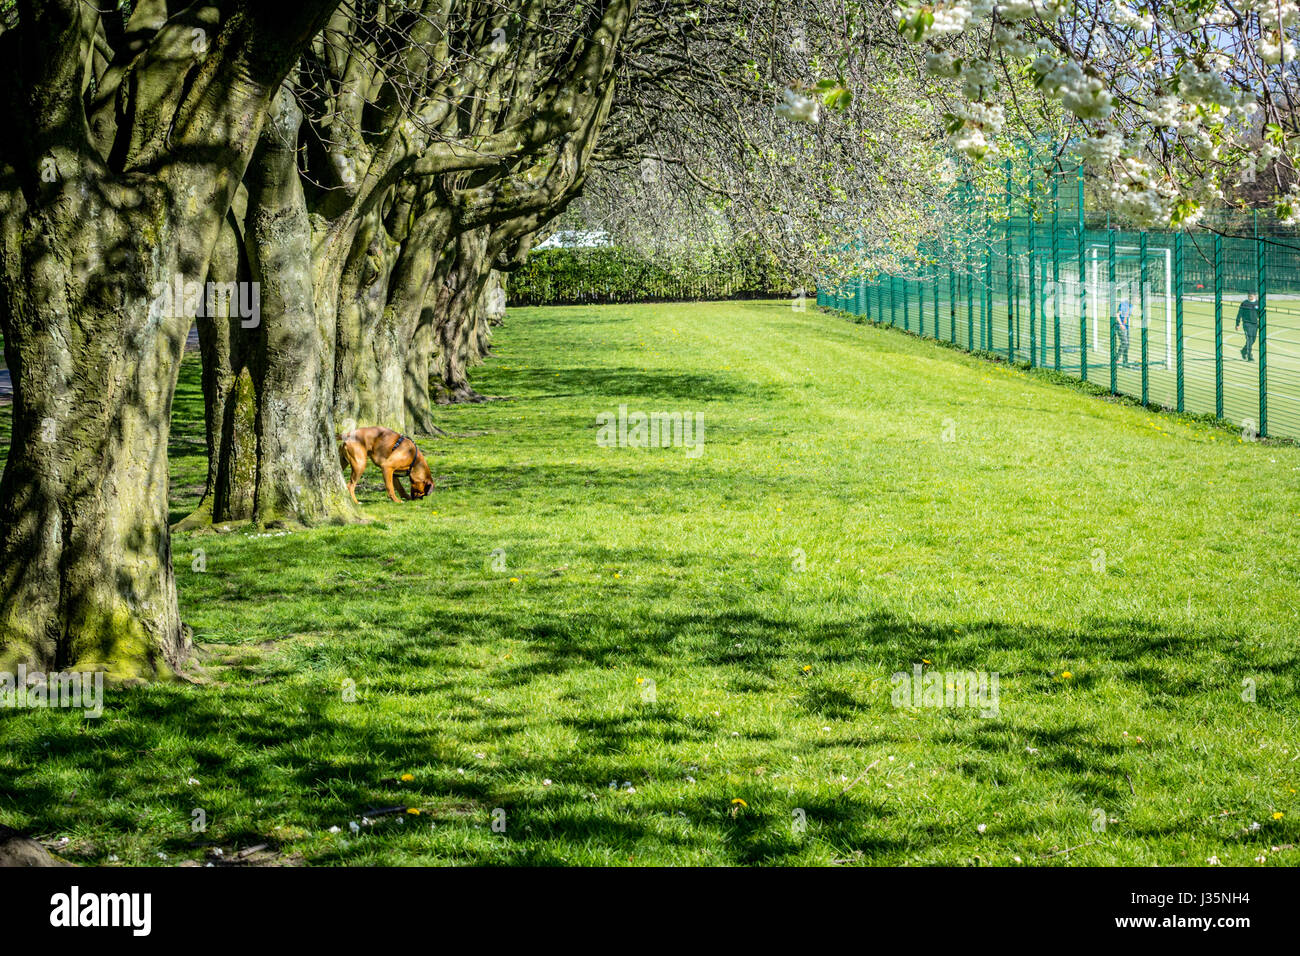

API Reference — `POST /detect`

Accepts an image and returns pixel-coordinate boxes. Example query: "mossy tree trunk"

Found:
[182,208,260,530]
[389,207,453,434]
[0,1,339,677]
[333,205,405,431]
[184,85,359,529]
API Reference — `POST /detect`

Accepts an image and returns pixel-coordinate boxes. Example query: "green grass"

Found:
[839,286,1300,440]
[2,299,1299,866]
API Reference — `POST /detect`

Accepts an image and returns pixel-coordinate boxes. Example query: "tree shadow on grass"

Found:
[1,594,1293,865]
[477,365,782,404]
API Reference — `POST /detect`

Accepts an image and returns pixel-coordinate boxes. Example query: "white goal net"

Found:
[1036,245,1173,368]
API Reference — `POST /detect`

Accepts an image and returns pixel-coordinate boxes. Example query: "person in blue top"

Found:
[1114,296,1132,367]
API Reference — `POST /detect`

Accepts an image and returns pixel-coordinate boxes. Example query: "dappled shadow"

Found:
[1,588,1292,863]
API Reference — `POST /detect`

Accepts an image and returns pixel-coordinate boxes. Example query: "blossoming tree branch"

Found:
[891,0,1299,226]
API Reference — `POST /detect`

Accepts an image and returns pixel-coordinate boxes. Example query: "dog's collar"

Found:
[394,434,413,476]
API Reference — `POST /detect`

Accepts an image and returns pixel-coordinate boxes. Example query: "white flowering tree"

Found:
[892,0,1300,226]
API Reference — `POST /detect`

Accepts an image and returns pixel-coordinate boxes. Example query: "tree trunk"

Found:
[0,0,340,677]
[244,86,359,527]
[0,190,189,677]
[178,210,259,531]
[433,228,494,404]
[404,304,439,434]
[388,210,452,435]
[181,87,359,529]
[334,207,404,431]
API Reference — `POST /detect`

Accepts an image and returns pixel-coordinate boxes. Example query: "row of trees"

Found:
[0,0,952,680]
[0,0,650,678]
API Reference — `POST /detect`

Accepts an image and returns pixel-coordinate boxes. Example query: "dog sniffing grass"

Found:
[1,300,1297,866]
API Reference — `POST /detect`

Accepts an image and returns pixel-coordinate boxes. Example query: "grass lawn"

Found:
[2,299,1299,866]
[835,284,1300,441]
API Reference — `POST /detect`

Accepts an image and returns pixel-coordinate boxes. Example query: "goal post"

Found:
[1085,244,1174,367]
[1019,244,1173,372]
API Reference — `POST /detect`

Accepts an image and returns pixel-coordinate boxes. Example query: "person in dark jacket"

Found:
[1236,293,1259,361]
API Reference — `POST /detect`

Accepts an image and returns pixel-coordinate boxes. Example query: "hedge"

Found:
[508,246,801,305]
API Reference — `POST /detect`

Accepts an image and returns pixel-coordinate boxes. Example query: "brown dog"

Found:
[339,426,434,504]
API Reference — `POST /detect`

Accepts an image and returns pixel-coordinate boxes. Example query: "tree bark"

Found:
[181,86,360,529]
[179,208,259,531]
[433,227,495,404]
[0,186,190,677]
[244,86,359,526]
[387,208,453,434]
[0,1,340,676]
[333,206,404,431]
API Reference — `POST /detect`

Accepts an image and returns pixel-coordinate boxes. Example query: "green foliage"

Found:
[509,245,803,306]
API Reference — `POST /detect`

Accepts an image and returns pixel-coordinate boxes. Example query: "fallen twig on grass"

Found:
[1040,841,1100,859]
[840,759,880,794]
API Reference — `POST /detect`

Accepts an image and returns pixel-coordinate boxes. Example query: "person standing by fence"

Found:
[1236,293,1259,362]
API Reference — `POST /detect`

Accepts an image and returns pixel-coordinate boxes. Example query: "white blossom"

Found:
[925,50,962,78]
[1110,3,1153,31]
[775,87,820,123]
[959,59,998,99]
[1079,129,1124,166]
[1143,95,1181,129]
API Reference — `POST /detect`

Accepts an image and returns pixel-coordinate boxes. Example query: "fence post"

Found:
[984,217,993,352]
[1109,228,1117,395]
[951,257,961,340]
[1140,230,1149,406]
[933,269,939,340]
[1041,253,1050,366]
[965,239,974,347]
[920,267,927,336]
[1214,233,1223,418]
[1174,231,1184,412]
[978,248,987,350]
[1005,158,1014,363]
[1052,172,1061,371]
[1028,171,1037,368]
[1257,216,1268,438]
[890,274,896,326]
[1078,164,1087,382]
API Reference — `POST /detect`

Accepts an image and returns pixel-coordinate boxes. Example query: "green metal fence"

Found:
[819,162,1300,442]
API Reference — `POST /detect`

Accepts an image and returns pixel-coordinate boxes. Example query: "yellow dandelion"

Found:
[1274,812,1284,820]
[1062,671,1073,679]
[802,665,812,673]
[400,773,414,782]
[731,798,748,807]
[406,808,421,816]
[509,576,520,583]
